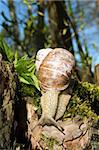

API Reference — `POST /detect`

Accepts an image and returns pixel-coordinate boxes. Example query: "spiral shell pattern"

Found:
[36,48,75,91]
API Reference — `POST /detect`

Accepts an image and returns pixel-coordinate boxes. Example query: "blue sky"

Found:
[0,0,99,71]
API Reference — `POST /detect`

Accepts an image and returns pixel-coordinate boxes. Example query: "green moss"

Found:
[20,83,42,116]
[41,134,59,150]
[20,83,41,103]
[63,82,99,123]
[20,81,99,123]
[74,82,99,103]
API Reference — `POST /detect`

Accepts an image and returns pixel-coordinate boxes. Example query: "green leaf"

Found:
[15,55,29,74]
[19,76,30,84]
[31,74,40,91]
[14,53,40,91]
[23,0,35,5]
[14,51,19,66]
[62,29,67,35]
[0,37,14,62]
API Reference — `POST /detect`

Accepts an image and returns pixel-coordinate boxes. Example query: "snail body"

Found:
[33,48,75,133]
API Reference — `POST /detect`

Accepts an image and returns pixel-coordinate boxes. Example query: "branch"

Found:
[8,0,19,40]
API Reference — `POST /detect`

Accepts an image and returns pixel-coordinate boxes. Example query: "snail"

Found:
[33,48,75,134]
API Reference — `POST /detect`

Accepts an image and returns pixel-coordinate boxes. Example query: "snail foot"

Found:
[31,116,65,135]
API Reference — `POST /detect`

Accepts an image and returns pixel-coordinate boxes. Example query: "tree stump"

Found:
[26,98,91,150]
[15,79,99,150]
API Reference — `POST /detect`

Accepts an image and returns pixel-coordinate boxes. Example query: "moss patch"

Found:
[63,81,99,123]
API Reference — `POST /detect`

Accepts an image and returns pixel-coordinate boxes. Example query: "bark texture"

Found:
[0,60,17,149]
[95,64,99,86]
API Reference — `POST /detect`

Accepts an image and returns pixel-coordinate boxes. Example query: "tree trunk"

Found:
[0,60,17,149]
[48,0,74,54]
[95,64,99,86]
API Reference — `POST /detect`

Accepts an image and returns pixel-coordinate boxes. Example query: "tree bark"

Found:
[95,64,99,86]
[0,60,17,149]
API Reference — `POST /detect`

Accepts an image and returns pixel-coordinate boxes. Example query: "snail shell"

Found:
[36,48,75,91]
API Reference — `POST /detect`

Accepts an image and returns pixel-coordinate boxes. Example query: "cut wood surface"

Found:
[26,101,91,150]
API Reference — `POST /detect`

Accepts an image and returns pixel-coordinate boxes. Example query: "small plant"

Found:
[0,38,40,91]
[14,52,40,91]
